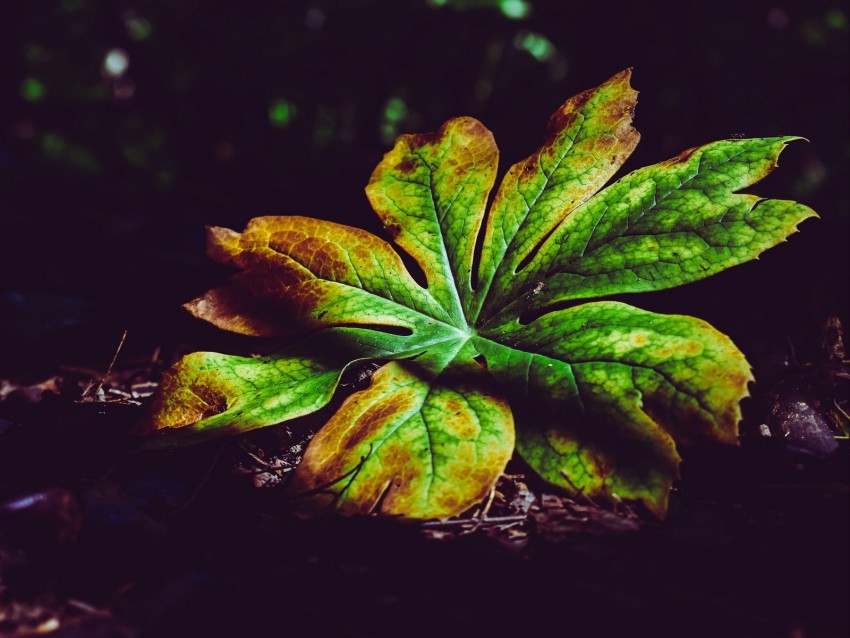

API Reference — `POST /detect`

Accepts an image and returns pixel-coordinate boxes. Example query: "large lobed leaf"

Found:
[143,70,815,519]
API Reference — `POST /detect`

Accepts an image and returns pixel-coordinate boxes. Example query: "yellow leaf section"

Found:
[366,116,499,322]
[186,216,451,335]
[288,361,514,519]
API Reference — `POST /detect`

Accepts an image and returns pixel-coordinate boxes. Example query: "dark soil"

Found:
[1,335,847,638]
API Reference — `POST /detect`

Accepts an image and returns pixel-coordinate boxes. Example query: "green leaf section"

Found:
[145,70,817,519]
[287,361,514,518]
[366,116,498,323]
[143,343,343,448]
[476,302,751,514]
[483,137,817,326]
[474,68,640,322]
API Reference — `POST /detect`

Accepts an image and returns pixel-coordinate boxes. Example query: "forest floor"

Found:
[0,343,848,638]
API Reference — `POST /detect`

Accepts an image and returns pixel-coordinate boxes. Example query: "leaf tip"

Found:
[183,286,287,337]
[609,67,638,99]
[206,225,242,265]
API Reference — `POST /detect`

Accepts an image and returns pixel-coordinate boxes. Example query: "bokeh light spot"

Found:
[113,78,135,102]
[499,0,530,20]
[384,97,408,123]
[126,16,153,41]
[380,97,409,144]
[269,99,297,127]
[20,78,46,102]
[826,9,846,30]
[103,48,130,77]
[42,133,67,158]
[514,31,554,62]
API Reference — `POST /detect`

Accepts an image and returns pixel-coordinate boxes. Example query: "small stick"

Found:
[479,484,498,519]
[104,329,128,380]
[240,446,274,469]
[559,469,601,508]
[834,399,849,422]
[421,514,527,528]
[85,329,129,402]
[463,483,500,533]
[66,598,107,616]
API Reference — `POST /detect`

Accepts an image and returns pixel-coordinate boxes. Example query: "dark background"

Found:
[1,0,847,374]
